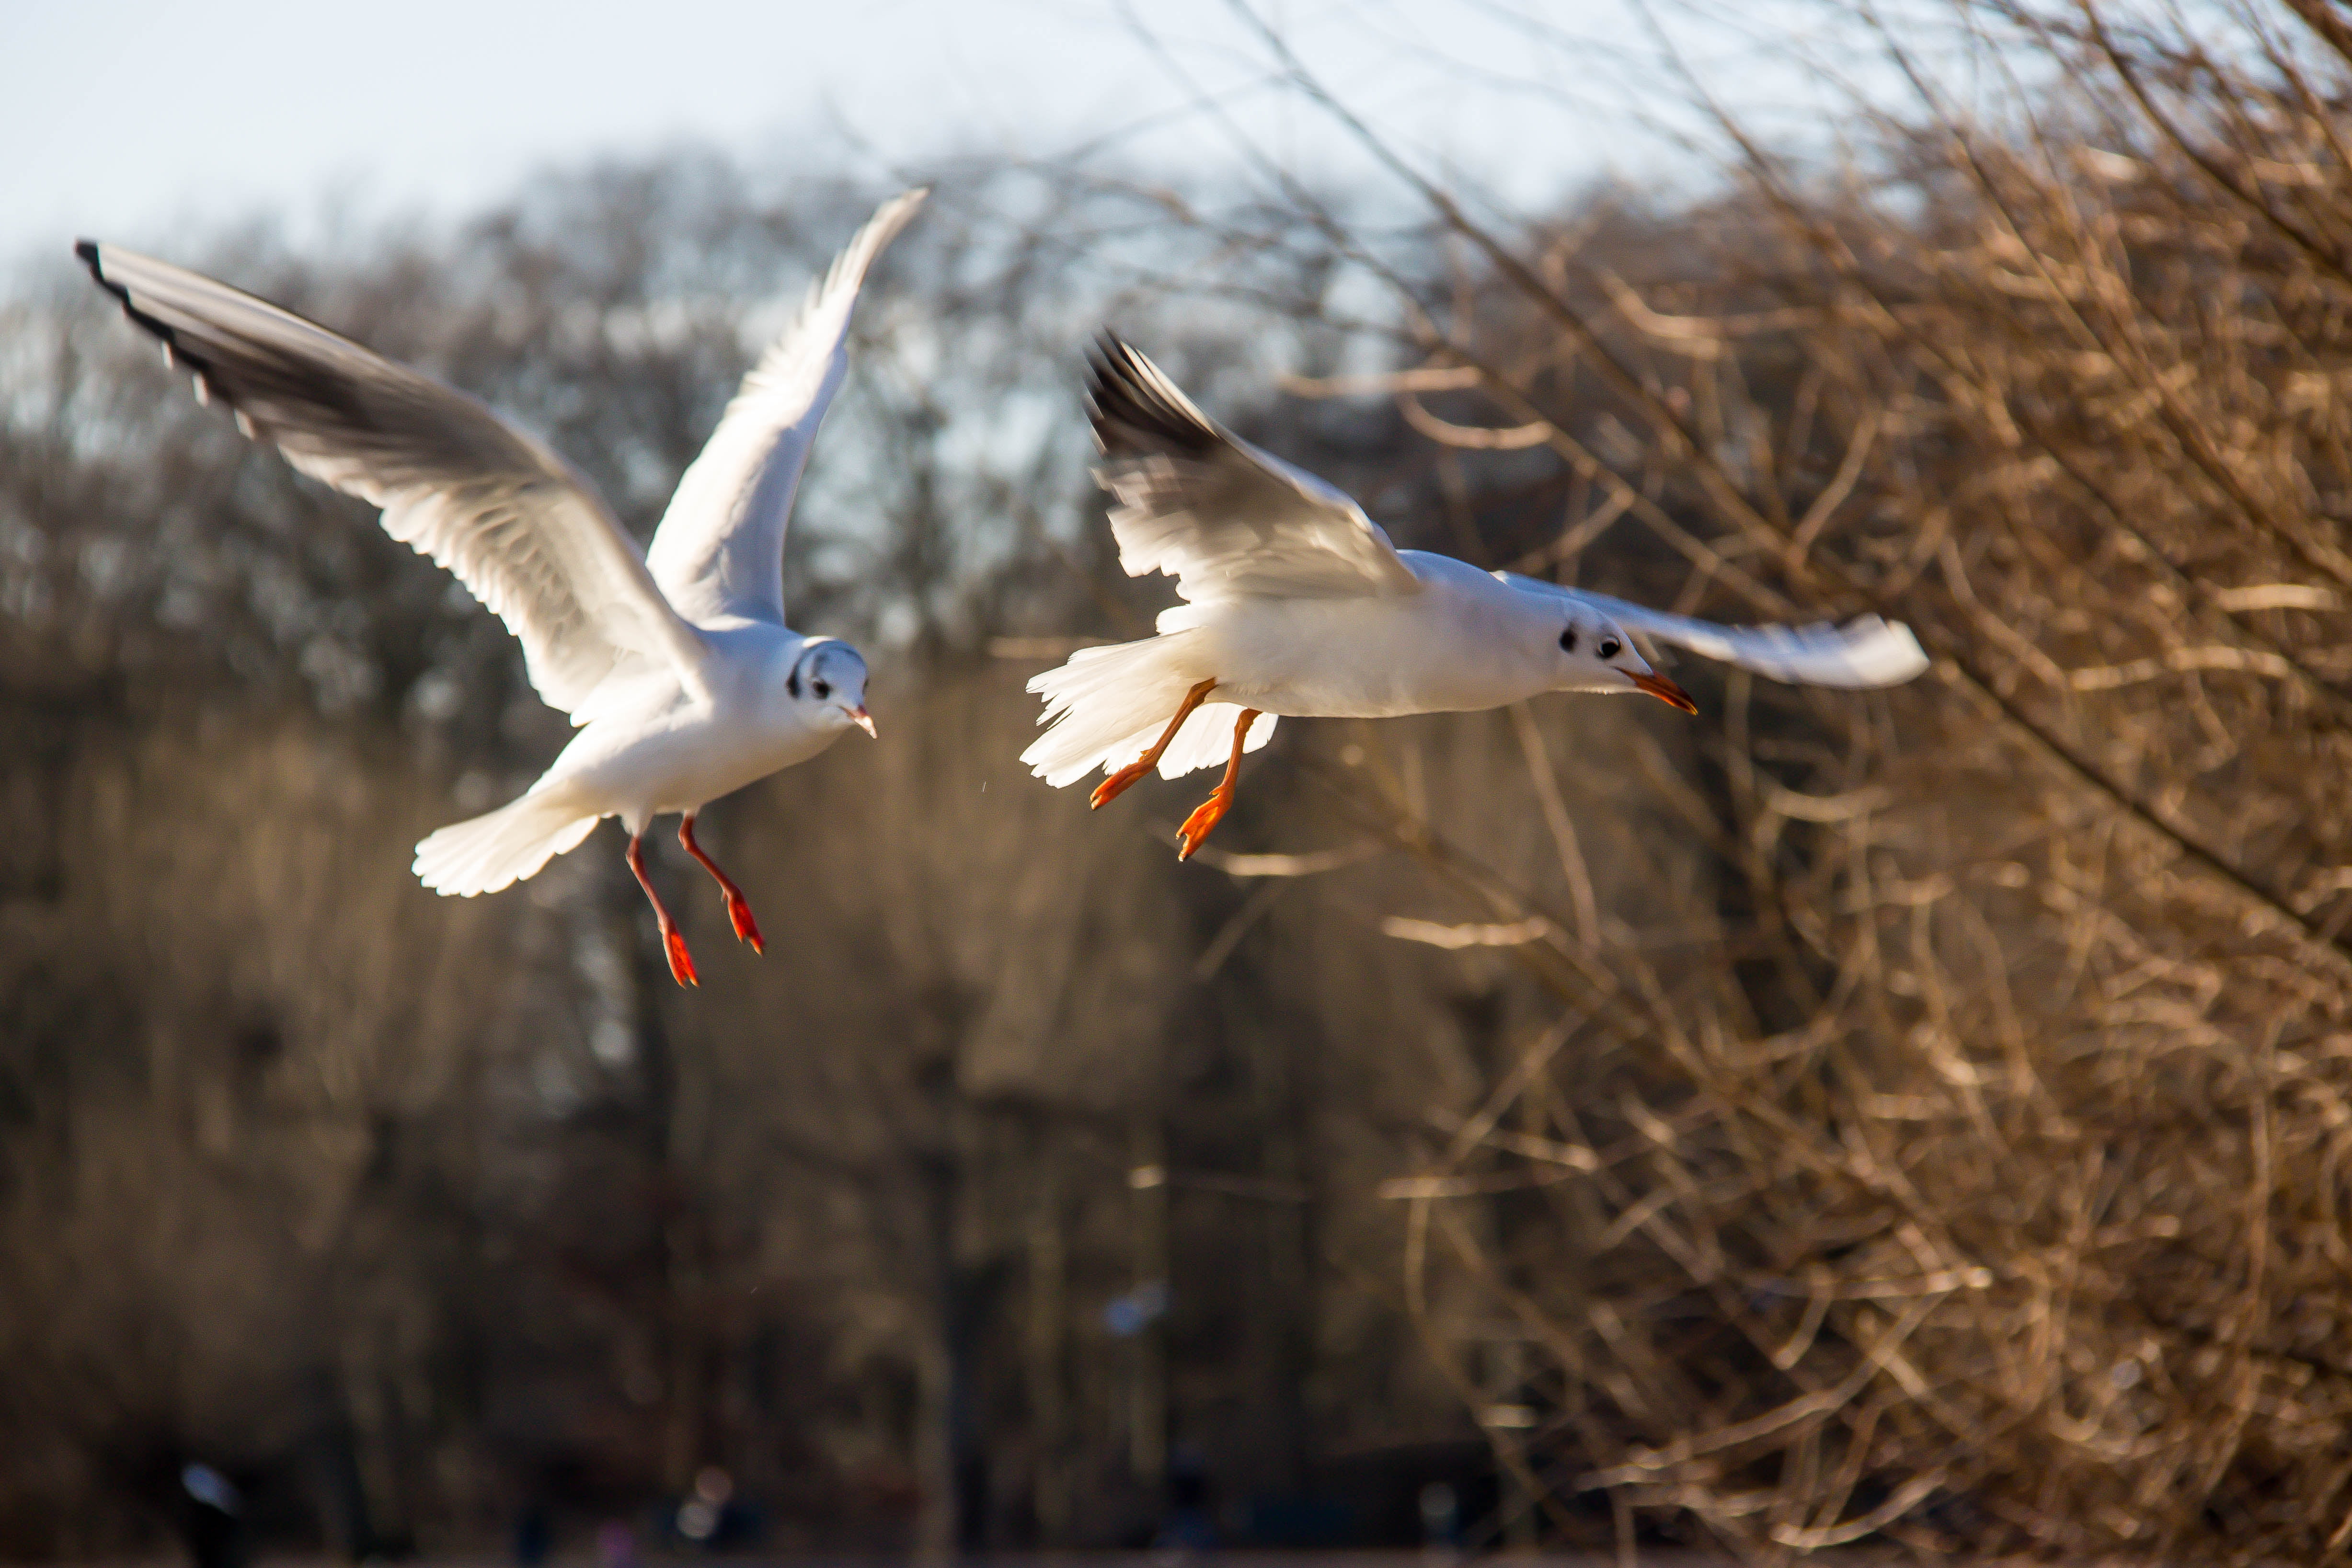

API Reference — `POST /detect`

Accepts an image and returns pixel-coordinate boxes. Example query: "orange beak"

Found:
[848,705,877,738]
[1629,671,1698,714]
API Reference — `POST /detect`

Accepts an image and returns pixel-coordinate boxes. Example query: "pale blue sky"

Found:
[0,0,1887,258]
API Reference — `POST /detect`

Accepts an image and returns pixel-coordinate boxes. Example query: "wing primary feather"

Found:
[78,238,709,716]
[80,238,229,408]
[1088,333,1221,459]
[1079,334,1422,603]
[644,187,928,625]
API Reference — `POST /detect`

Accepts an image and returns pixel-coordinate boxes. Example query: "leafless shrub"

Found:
[1170,0,2352,1556]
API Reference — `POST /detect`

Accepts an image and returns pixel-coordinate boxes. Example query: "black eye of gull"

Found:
[1598,638,1622,660]
[1560,627,1577,652]
[813,679,831,700]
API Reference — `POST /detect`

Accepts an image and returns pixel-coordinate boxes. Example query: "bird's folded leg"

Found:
[679,811,763,953]
[1091,677,1219,810]
[1175,707,1260,861]
[626,829,698,987]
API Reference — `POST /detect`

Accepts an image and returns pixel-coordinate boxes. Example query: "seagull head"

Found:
[1554,607,1697,714]
[788,638,877,737]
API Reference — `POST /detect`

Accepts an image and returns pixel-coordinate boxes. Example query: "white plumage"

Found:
[648,189,926,625]
[81,189,927,984]
[1024,335,1928,858]
[1495,575,1931,690]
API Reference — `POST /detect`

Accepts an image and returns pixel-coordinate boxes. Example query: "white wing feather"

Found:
[78,240,708,719]
[1088,335,1422,603]
[1500,573,1929,688]
[646,188,927,625]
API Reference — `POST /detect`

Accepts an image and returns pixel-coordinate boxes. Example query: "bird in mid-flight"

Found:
[1023,335,1929,858]
[80,188,927,986]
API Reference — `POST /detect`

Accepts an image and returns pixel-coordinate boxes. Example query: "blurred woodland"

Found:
[10,0,2352,1559]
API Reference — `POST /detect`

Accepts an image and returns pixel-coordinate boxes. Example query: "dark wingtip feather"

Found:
[76,240,132,316]
[75,239,234,418]
[1085,331,1218,460]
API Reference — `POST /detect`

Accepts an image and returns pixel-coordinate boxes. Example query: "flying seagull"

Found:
[80,188,927,986]
[1023,334,1928,858]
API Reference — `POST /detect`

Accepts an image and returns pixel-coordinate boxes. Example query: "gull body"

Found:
[80,189,927,984]
[527,627,867,829]
[1025,335,1930,857]
[1142,550,1627,719]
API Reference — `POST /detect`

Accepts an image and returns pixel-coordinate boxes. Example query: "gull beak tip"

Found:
[1629,671,1699,715]
[849,706,878,738]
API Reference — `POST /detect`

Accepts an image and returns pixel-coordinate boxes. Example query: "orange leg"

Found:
[626,829,698,988]
[679,812,763,953]
[1175,708,1261,861]
[1090,677,1220,810]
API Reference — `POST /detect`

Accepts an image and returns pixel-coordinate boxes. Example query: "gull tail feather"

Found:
[414,793,601,897]
[1021,632,1276,788]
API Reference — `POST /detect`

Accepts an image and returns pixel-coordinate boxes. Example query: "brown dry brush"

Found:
[1239,0,2352,1557]
[18,5,2352,1548]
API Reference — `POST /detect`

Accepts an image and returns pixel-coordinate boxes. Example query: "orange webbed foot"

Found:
[1173,705,1259,862]
[664,927,699,988]
[1175,790,1234,861]
[1091,758,1154,810]
[628,828,699,988]
[1090,678,1220,812]
[726,893,764,954]
[678,812,761,955]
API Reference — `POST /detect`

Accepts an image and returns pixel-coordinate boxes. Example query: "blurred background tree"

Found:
[8,0,2352,1560]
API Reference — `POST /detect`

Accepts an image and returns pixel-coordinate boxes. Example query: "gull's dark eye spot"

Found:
[1598,638,1622,660]
[813,679,832,700]
[1560,627,1577,653]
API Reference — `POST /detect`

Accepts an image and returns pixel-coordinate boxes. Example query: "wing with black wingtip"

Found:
[78,240,708,720]
[1088,333,1422,603]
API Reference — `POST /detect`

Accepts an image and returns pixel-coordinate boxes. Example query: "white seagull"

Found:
[80,188,928,986]
[1024,335,1929,858]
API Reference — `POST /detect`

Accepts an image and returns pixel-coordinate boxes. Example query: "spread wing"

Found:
[1500,573,1929,687]
[78,240,708,721]
[646,188,927,625]
[1088,334,1422,603]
